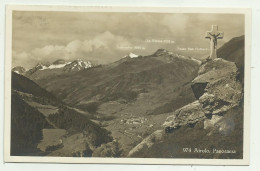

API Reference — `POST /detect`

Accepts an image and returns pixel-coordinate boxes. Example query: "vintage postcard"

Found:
[4,5,251,165]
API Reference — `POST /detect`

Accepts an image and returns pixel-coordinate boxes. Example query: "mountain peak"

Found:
[153,49,172,56]
[35,63,43,67]
[53,59,66,65]
[151,49,201,65]
[63,59,92,72]
[123,53,140,59]
[129,53,139,58]
[12,66,26,75]
[25,59,93,78]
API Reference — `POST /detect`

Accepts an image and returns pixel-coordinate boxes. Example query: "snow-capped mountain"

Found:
[26,63,50,75]
[12,66,26,75]
[63,59,92,72]
[36,59,69,71]
[123,53,140,59]
[25,59,93,80]
[29,59,92,72]
[53,59,66,65]
[152,49,201,65]
[39,61,71,70]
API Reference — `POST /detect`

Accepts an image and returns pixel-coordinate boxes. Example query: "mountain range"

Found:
[13,59,93,80]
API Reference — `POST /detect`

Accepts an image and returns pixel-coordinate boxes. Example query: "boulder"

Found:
[204,115,236,136]
[194,58,242,116]
[165,58,242,128]
[127,130,164,157]
[199,93,231,116]
[163,100,206,129]
[191,82,208,99]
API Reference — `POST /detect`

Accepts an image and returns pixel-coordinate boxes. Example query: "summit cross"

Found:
[205,25,224,59]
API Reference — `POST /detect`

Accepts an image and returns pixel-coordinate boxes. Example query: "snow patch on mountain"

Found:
[175,54,202,65]
[39,62,72,70]
[63,59,92,71]
[12,66,27,75]
[123,53,139,59]
[153,49,201,65]
[129,53,139,58]
[28,59,92,73]
[49,63,71,69]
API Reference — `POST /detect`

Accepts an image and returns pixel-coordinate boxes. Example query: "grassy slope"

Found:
[218,35,244,83]
[48,106,113,147]
[11,72,113,156]
[11,92,53,156]
[218,35,244,70]
[12,72,60,105]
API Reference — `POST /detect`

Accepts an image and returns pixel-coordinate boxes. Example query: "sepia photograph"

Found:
[4,6,251,165]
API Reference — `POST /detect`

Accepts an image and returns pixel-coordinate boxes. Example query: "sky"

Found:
[12,11,245,68]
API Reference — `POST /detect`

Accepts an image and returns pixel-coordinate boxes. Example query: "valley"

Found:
[10,35,245,158]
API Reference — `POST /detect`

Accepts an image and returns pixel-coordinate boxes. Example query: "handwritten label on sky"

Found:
[145,39,175,44]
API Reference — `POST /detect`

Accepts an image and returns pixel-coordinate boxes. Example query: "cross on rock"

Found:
[205,25,224,59]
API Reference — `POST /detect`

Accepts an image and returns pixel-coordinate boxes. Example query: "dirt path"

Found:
[67,106,94,118]
[45,117,59,129]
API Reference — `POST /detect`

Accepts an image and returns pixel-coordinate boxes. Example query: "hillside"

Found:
[35,49,200,113]
[26,49,201,154]
[12,66,26,75]
[218,35,244,70]
[11,72,113,156]
[218,35,244,83]
[11,91,52,156]
[12,72,60,105]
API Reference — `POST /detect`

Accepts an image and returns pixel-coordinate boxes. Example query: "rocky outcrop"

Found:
[191,82,208,99]
[193,58,242,116]
[48,133,93,157]
[164,58,242,130]
[163,100,205,129]
[128,130,164,157]
[128,58,243,157]
[92,140,123,157]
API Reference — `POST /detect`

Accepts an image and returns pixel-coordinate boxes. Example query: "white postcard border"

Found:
[4,5,251,165]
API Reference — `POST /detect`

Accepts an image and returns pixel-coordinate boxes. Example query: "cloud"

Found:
[66,40,81,53]
[161,14,190,35]
[12,12,245,68]
[32,45,64,57]
[13,31,132,68]
[12,51,33,69]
